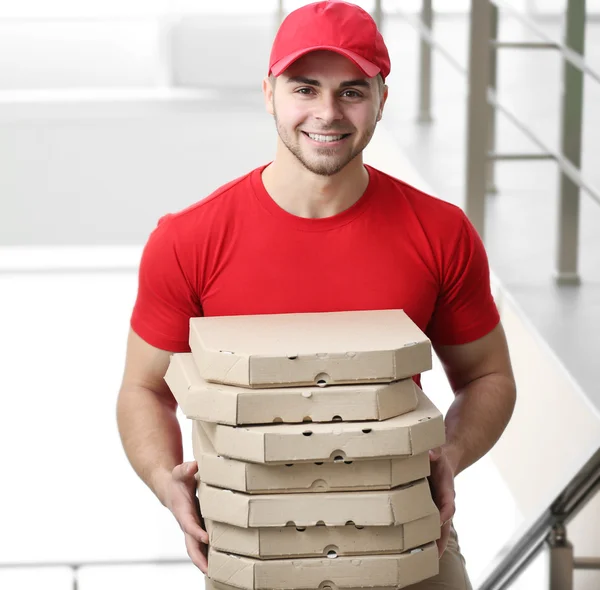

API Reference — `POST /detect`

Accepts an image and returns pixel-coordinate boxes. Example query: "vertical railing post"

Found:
[418,0,434,123]
[548,523,574,590]
[374,0,383,31]
[465,0,492,239]
[486,3,499,194]
[556,0,585,285]
[277,0,285,25]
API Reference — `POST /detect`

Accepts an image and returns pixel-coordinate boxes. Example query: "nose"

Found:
[314,92,344,124]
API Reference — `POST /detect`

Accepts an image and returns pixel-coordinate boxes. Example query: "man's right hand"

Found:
[160,461,209,573]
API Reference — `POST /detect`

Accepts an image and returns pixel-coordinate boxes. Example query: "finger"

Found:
[185,533,209,574]
[437,520,452,558]
[427,476,455,520]
[172,461,198,481]
[180,513,209,544]
[437,496,455,524]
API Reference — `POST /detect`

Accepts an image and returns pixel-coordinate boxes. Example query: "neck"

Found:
[262,144,370,219]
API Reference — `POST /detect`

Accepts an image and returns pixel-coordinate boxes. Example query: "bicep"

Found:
[434,323,514,392]
[119,327,174,403]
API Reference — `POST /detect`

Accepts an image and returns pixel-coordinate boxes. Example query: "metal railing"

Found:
[408,0,600,285]
[392,1,600,588]
[477,448,600,590]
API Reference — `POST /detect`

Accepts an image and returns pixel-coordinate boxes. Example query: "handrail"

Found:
[395,9,466,76]
[487,88,600,207]
[401,0,596,284]
[477,448,600,589]
[491,0,600,84]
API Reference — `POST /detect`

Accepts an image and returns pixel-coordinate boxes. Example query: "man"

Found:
[116,1,516,588]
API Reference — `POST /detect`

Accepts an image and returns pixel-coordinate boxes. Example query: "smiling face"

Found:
[263,51,387,177]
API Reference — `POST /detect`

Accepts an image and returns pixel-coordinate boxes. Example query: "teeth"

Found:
[307,133,345,142]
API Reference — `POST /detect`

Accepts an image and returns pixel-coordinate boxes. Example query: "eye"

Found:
[296,87,315,95]
[341,89,362,99]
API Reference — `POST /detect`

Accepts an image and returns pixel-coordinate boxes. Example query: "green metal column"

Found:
[487,3,499,195]
[418,0,434,123]
[556,0,586,285]
[465,0,492,239]
[374,0,383,30]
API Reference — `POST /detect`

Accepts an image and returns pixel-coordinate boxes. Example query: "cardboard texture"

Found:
[198,388,444,464]
[193,422,431,493]
[189,310,431,388]
[166,353,419,424]
[198,479,438,528]
[205,514,440,559]
[206,542,439,589]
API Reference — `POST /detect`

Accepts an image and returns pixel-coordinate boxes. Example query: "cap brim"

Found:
[270,46,380,78]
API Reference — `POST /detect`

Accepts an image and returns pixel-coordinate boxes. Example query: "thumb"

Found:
[429,447,442,461]
[173,461,198,481]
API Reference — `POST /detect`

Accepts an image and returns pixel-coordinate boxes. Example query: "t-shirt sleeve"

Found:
[426,211,500,346]
[130,216,201,352]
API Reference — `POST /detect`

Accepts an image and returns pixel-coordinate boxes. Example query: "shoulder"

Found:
[369,166,468,240]
[153,167,260,237]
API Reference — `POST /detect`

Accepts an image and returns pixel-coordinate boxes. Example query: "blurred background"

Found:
[1,1,599,589]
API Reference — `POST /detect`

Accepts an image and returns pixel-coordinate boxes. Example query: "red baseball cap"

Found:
[269,1,391,81]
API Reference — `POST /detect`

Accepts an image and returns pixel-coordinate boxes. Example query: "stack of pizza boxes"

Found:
[165,310,445,590]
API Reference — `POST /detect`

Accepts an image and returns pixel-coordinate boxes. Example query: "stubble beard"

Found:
[273,109,377,177]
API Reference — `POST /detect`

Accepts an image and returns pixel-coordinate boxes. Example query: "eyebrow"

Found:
[286,76,371,89]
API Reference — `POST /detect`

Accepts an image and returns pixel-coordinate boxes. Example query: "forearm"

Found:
[117,385,183,505]
[443,372,516,476]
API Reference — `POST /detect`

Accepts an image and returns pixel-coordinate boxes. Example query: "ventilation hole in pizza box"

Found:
[319,583,335,590]
[362,428,372,434]
[316,520,326,527]
[272,417,283,423]
[325,546,339,559]
[310,479,328,491]
[287,355,298,360]
[343,460,353,465]
[285,521,296,527]
[302,416,313,423]
[332,415,342,422]
[315,373,330,387]
[295,526,306,532]
[345,520,355,526]
[285,463,294,467]
[314,462,324,466]
[418,417,432,422]
[355,524,364,530]
[332,451,346,462]
[303,430,313,437]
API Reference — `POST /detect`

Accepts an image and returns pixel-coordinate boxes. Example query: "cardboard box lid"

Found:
[167,353,418,425]
[198,479,438,528]
[206,543,439,590]
[189,310,431,388]
[193,421,431,494]
[199,388,444,464]
[205,514,440,559]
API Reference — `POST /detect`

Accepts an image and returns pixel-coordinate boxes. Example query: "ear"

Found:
[263,76,275,116]
[376,85,389,122]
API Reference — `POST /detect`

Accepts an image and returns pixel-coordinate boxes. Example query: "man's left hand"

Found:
[428,446,457,557]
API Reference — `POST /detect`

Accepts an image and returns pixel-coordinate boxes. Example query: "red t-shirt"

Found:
[131,164,499,356]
